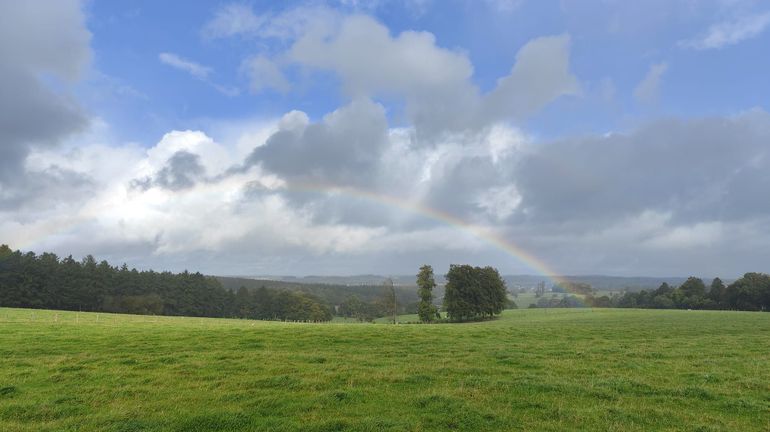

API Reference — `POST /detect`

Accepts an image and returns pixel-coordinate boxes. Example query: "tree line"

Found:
[528,274,770,312]
[608,274,770,311]
[0,245,332,321]
[217,276,419,306]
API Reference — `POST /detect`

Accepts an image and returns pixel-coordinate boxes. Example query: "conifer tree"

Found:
[416,265,438,322]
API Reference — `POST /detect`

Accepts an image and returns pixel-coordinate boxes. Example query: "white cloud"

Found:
[202,7,580,135]
[5,126,385,258]
[680,11,770,50]
[202,3,337,41]
[290,14,479,135]
[158,52,240,96]
[484,34,580,121]
[290,15,474,98]
[141,130,235,176]
[159,52,211,79]
[201,3,266,39]
[241,55,290,93]
[476,185,522,221]
[634,62,668,105]
[643,221,724,249]
[286,15,580,135]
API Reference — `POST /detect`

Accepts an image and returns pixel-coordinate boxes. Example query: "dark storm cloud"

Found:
[133,150,206,191]
[0,0,91,204]
[0,67,88,183]
[244,99,389,186]
[424,155,513,218]
[513,111,770,225]
[0,166,94,212]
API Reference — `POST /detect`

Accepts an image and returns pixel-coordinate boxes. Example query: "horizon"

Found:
[2,1,770,278]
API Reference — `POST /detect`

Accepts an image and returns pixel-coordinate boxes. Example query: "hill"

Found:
[239,274,719,292]
[1,307,768,431]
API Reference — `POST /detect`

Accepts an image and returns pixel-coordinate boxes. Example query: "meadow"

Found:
[0,307,768,431]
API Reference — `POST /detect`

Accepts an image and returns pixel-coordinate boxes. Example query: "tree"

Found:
[416,265,438,322]
[654,282,673,297]
[724,273,770,311]
[708,277,726,306]
[678,277,706,299]
[478,266,507,317]
[444,264,507,322]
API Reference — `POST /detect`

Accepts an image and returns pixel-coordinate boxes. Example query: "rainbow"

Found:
[278,181,571,289]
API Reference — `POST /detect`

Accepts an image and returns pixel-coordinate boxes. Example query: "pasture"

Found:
[0,307,768,431]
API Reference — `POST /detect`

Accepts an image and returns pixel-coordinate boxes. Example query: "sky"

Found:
[1,0,769,278]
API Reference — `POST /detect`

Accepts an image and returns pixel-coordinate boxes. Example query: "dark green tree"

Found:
[416,265,438,322]
[444,264,507,322]
[654,282,673,296]
[679,277,706,298]
[724,273,770,311]
[708,277,726,306]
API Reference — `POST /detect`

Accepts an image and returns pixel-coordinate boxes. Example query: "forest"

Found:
[606,275,770,311]
[0,245,333,322]
[530,275,770,312]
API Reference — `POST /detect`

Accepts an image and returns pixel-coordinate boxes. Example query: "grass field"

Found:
[1,308,768,431]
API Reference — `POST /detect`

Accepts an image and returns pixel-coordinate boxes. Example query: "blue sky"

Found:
[81,0,770,144]
[2,0,770,277]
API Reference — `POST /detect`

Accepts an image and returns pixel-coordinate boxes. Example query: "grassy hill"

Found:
[1,307,768,431]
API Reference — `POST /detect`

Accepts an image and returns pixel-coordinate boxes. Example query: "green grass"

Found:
[1,308,768,431]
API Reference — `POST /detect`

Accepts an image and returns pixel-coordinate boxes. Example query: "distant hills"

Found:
[215,276,420,306]
[218,274,724,293]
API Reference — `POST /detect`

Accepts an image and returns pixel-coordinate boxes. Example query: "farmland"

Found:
[1,307,768,431]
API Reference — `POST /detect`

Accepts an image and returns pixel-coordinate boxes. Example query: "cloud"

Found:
[6,107,770,276]
[286,15,579,136]
[290,14,477,134]
[204,8,579,136]
[201,3,266,39]
[642,220,724,250]
[680,11,770,50]
[132,151,206,191]
[483,35,580,121]
[0,0,90,203]
[159,52,212,79]
[202,3,336,41]
[512,110,770,227]
[158,52,240,96]
[241,55,290,93]
[0,0,91,82]
[633,62,668,105]
[2,128,395,270]
[244,98,389,186]
[8,4,770,277]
